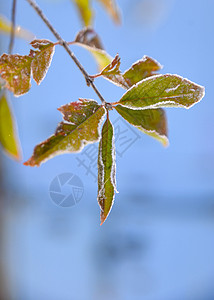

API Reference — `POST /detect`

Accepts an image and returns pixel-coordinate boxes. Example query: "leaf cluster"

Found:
[0,4,205,224]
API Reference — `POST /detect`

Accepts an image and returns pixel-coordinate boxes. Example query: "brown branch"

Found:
[8,0,17,54]
[26,0,106,105]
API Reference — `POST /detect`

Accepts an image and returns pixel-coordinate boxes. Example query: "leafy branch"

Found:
[0,0,205,224]
[26,0,106,105]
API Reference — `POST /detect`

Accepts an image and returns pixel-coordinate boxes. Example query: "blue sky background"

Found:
[1,0,214,300]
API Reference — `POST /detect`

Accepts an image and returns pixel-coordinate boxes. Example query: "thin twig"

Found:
[8,0,17,54]
[26,0,106,105]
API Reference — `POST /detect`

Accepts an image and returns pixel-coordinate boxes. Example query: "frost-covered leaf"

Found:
[118,74,205,110]
[24,99,106,167]
[0,14,34,40]
[0,54,32,96]
[30,39,55,85]
[96,0,121,24]
[0,93,21,159]
[123,56,162,87]
[97,55,162,89]
[72,0,93,26]
[98,115,117,225]
[74,27,112,70]
[97,55,130,89]
[115,105,168,146]
[100,54,120,77]
[0,39,55,95]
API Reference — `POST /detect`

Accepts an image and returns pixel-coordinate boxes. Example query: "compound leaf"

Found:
[30,39,55,85]
[0,93,21,159]
[96,0,121,24]
[115,105,168,146]
[72,0,93,26]
[24,99,106,167]
[98,114,117,225]
[118,74,205,110]
[74,27,112,70]
[0,54,32,96]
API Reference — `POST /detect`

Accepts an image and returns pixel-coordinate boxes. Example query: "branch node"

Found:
[105,102,113,111]
[86,77,94,87]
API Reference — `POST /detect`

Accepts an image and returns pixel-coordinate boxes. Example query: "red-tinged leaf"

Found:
[0,93,21,160]
[30,39,55,85]
[74,27,112,70]
[118,74,205,110]
[98,115,117,225]
[115,105,168,146]
[92,54,129,88]
[71,0,93,26]
[99,54,121,77]
[58,98,103,123]
[24,99,106,167]
[96,0,121,24]
[0,54,32,96]
[96,55,162,89]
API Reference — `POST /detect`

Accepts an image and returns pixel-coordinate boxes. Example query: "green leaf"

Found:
[30,39,55,85]
[118,74,205,110]
[24,99,106,166]
[0,54,32,96]
[0,14,34,40]
[96,0,121,24]
[115,105,168,146]
[74,27,112,70]
[72,0,93,26]
[122,55,162,87]
[0,93,21,160]
[96,55,162,89]
[98,114,117,225]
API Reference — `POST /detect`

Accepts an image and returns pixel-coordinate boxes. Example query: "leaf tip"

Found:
[162,138,169,147]
[13,150,22,161]
[23,157,37,167]
[100,214,107,226]
[23,160,30,166]
[5,148,22,162]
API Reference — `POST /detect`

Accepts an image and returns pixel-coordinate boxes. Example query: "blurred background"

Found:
[0,0,214,299]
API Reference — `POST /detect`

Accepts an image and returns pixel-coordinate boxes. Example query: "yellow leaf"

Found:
[0,14,34,41]
[72,0,93,26]
[0,93,21,160]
